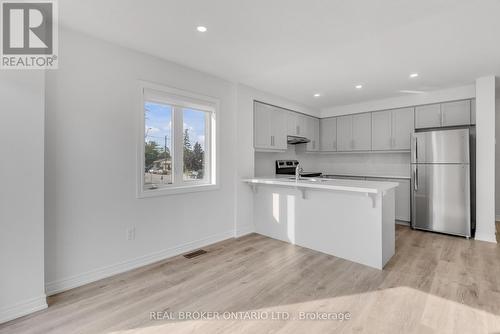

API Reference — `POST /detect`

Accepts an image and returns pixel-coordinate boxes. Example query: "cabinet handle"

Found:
[296,125,300,135]
[270,136,274,146]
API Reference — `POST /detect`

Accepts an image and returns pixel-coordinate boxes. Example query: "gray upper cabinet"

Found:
[286,111,298,136]
[415,100,472,129]
[287,112,308,136]
[337,115,353,151]
[253,102,287,150]
[254,102,272,149]
[392,107,414,150]
[305,116,320,151]
[270,107,287,150]
[415,104,441,129]
[441,100,470,126]
[372,108,414,151]
[319,117,337,152]
[371,110,392,150]
[352,113,372,151]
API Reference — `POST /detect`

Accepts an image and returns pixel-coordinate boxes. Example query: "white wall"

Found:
[321,84,475,118]
[234,84,318,236]
[44,29,238,294]
[475,76,496,243]
[0,72,46,323]
[496,82,500,219]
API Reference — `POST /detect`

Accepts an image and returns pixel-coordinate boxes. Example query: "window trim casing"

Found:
[137,81,219,198]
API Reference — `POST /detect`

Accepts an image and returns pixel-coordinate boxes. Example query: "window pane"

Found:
[183,108,208,181]
[144,102,172,190]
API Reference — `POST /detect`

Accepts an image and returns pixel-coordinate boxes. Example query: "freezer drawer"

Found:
[411,164,471,237]
[411,128,469,164]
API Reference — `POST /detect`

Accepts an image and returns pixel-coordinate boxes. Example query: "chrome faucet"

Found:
[295,164,303,181]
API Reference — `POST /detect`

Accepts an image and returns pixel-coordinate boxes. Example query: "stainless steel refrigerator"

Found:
[411,128,474,238]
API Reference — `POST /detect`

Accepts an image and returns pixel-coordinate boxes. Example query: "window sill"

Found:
[137,183,219,198]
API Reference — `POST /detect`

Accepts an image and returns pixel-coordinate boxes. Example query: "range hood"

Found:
[287,135,310,145]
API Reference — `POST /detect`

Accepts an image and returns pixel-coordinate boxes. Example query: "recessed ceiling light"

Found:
[355,85,363,89]
[313,93,321,97]
[409,73,419,78]
[196,26,207,32]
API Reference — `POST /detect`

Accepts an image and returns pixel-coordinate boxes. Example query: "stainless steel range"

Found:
[275,160,322,177]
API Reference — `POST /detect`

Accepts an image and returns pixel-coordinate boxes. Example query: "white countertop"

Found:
[243,177,398,194]
[322,173,411,180]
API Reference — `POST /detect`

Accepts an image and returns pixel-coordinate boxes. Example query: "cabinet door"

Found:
[441,100,470,126]
[287,111,298,136]
[305,117,320,151]
[365,177,411,222]
[296,114,308,137]
[271,107,288,150]
[394,179,411,222]
[470,99,476,125]
[415,104,441,129]
[320,117,337,151]
[392,107,414,150]
[352,113,371,151]
[336,115,352,151]
[371,110,392,150]
[254,102,271,148]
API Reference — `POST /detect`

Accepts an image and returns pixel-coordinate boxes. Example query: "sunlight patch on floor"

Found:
[106,287,500,334]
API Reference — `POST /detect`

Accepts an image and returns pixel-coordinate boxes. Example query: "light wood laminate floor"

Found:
[1,225,500,334]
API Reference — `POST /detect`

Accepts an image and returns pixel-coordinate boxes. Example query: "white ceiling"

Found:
[59,0,500,109]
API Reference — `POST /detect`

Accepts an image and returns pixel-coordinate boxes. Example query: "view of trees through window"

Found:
[183,109,206,181]
[144,102,208,190]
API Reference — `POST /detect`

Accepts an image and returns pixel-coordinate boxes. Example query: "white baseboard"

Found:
[474,233,497,244]
[45,230,234,296]
[235,224,255,237]
[495,215,500,222]
[395,220,410,226]
[0,295,47,324]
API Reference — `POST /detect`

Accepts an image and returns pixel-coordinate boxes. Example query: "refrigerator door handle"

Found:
[415,137,418,163]
[413,166,418,191]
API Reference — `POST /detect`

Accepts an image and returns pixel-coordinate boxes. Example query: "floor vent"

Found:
[183,249,207,259]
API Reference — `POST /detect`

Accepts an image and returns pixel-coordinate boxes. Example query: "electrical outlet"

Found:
[126,227,136,241]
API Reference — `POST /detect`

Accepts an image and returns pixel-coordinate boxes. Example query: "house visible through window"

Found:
[139,83,217,197]
[144,102,173,188]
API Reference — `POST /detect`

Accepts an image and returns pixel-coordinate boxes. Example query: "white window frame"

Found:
[137,81,219,198]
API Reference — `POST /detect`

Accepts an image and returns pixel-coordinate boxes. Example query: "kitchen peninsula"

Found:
[244,177,398,269]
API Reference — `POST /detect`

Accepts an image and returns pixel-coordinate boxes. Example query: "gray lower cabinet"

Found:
[334,175,410,223]
[391,178,411,222]
[365,177,411,222]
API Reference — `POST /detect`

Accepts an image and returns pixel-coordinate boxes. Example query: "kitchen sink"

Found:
[285,177,329,182]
